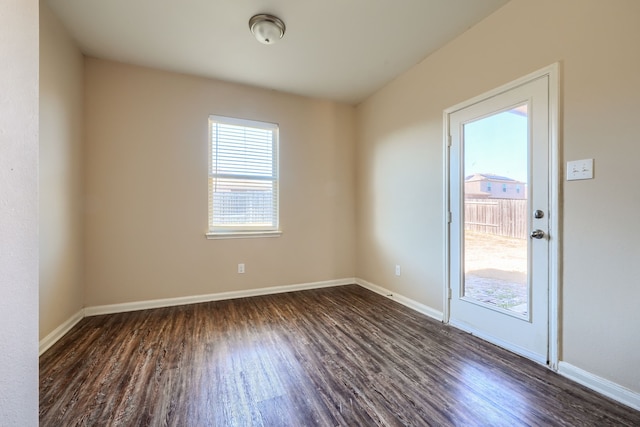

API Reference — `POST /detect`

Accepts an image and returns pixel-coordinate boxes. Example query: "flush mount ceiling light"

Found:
[249,14,286,45]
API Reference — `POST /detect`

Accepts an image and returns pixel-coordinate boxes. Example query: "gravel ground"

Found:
[463,230,528,313]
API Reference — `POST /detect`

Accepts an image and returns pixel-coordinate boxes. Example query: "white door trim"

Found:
[442,63,560,369]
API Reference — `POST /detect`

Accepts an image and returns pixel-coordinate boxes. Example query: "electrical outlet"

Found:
[395,264,401,276]
[238,263,245,274]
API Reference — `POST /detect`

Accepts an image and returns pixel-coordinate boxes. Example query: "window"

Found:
[486,182,492,191]
[502,183,507,192]
[207,115,280,238]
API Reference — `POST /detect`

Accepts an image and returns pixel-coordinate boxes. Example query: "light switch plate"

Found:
[566,159,594,181]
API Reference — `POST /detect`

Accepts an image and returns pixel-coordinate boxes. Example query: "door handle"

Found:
[530,229,545,239]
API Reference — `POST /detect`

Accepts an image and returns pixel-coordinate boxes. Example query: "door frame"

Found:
[442,63,560,369]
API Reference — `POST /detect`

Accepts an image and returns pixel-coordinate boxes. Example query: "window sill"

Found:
[205,230,282,240]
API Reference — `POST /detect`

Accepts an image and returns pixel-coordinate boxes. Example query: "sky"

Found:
[464,106,528,183]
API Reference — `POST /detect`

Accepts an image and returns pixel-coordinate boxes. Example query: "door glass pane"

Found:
[463,105,529,315]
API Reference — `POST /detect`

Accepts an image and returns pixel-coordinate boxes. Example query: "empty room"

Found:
[2,0,640,425]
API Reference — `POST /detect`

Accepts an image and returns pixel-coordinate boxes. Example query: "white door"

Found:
[447,71,554,364]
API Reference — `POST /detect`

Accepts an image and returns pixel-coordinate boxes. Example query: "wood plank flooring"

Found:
[40,285,640,426]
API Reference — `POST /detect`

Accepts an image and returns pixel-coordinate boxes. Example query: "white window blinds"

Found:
[208,115,279,234]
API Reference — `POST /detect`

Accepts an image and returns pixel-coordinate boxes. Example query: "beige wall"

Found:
[39,2,85,339]
[84,59,355,306]
[0,0,39,423]
[356,0,640,393]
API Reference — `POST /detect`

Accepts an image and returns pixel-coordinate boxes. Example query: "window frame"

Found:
[205,115,281,240]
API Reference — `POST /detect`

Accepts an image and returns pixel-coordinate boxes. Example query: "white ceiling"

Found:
[46,0,509,105]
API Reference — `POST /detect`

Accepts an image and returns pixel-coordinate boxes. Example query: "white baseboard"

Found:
[355,278,443,322]
[39,309,84,356]
[84,278,355,317]
[558,362,640,411]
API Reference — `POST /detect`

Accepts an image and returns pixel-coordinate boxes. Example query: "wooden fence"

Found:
[464,198,527,239]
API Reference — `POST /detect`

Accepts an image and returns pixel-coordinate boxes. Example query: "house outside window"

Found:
[464,173,526,200]
[206,115,280,239]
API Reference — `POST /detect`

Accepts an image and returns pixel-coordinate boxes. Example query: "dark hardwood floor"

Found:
[40,285,640,426]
